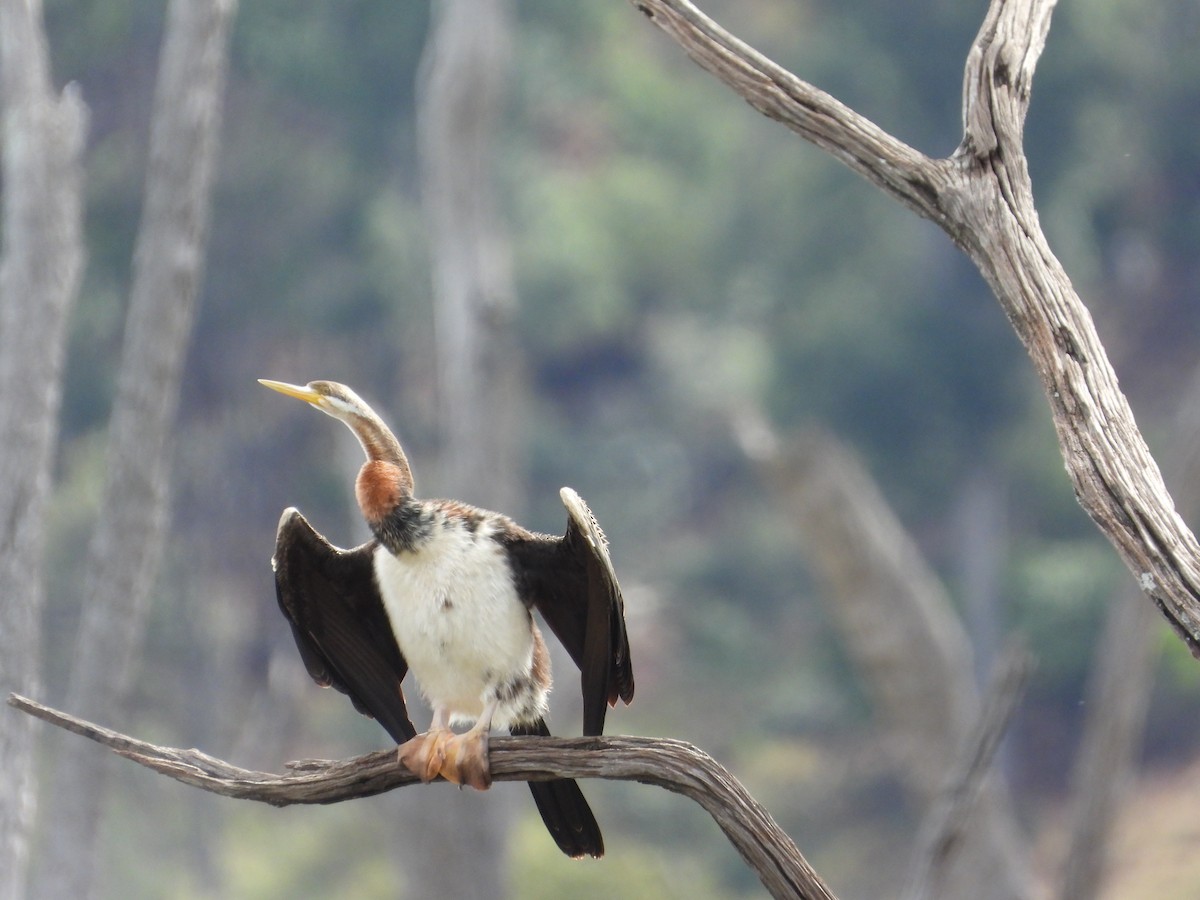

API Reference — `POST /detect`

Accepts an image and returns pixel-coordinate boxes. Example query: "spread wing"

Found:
[272,507,416,743]
[504,488,634,736]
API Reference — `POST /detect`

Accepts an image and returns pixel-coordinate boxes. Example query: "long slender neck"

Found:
[345,409,416,526]
[345,407,406,468]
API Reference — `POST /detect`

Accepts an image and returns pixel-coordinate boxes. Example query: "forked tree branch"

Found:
[627,0,944,223]
[13,1,1180,898]
[6,694,837,900]
[629,0,1200,656]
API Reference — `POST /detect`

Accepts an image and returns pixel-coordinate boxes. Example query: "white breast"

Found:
[373,516,538,727]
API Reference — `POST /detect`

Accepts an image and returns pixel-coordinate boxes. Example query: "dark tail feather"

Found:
[512,718,604,858]
[527,778,604,859]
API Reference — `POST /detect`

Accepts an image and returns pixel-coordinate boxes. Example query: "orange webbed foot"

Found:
[398,728,453,783]
[441,730,492,791]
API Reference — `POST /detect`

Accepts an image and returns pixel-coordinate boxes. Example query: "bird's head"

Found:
[258,379,372,424]
[259,379,406,471]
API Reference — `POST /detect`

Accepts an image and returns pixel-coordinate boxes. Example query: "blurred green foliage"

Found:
[31,0,1200,896]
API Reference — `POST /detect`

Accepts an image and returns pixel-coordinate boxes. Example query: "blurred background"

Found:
[8,0,1200,897]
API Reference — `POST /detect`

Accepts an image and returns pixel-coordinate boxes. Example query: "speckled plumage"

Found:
[262,378,633,859]
[371,510,551,730]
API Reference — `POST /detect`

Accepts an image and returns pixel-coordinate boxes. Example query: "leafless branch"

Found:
[903,642,1034,900]
[1058,364,1200,899]
[628,0,1200,656]
[743,423,1032,898]
[7,694,837,900]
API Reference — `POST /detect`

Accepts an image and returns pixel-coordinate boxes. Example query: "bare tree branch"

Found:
[903,642,1034,900]
[7,694,837,900]
[627,0,943,221]
[627,0,1200,655]
[1058,364,1200,898]
[751,428,980,799]
[740,423,1031,899]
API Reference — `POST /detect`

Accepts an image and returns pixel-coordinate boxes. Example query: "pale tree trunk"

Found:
[422,0,520,507]
[745,427,1031,899]
[30,1,235,897]
[0,0,87,896]
[8,0,1189,897]
[1058,586,1157,900]
[400,0,521,896]
[955,468,1008,692]
[1058,365,1200,899]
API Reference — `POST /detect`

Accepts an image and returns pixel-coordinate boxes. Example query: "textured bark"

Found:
[753,429,1031,899]
[627,0,1200,651]
[633,0,1200,892]
[409,1,520,896]
[8,694,838,900]
[0,1,87,895]
[31,2,235,897]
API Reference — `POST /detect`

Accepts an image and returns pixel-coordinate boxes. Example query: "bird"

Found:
[260,378,634,858]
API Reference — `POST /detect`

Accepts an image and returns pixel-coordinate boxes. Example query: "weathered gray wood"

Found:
[0,0,87,894]
[753,429,1031,899]
[31,3,235,897]
[627,0,1200,655]
[8,694,838,900]
[1058,365,1200,899]
[903,643,1033,900]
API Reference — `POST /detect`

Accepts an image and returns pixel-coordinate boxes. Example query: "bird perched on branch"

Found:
[261,379,634,858]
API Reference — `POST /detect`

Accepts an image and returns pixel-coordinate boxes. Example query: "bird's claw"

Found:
[397,728,492,790]
[441,731,492,791]
[398,728,452,783]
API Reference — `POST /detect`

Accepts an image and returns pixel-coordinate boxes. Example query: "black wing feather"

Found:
[272,507,417,743]
[505,489,634,736]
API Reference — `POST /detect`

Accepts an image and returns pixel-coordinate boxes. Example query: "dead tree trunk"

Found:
[0,1,87,895]
[750,428,1031,899]
[1059,364,1200,898]
[404,0,522,896]
[31,2,235,897]
[421,0,520,507]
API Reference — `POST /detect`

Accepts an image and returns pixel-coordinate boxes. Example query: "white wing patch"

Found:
[560,485,618,580]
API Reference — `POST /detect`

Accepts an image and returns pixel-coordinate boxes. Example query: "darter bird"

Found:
[261,379,634,858]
